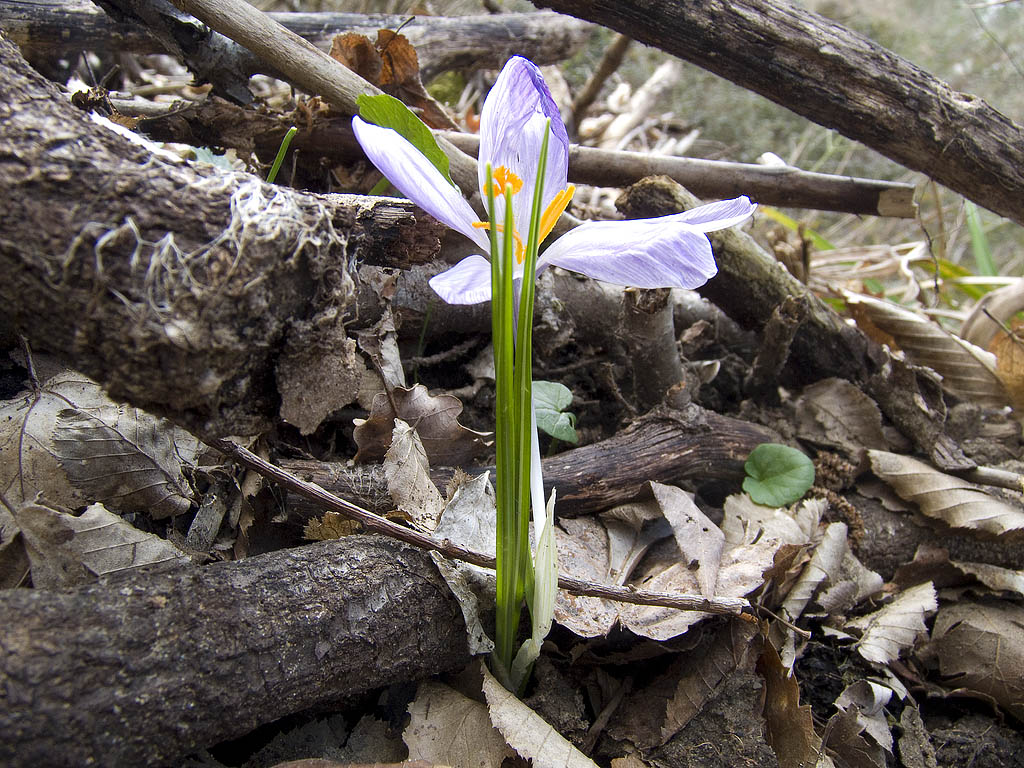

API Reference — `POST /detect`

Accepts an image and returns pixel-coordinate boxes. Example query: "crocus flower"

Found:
[352,56,756,305]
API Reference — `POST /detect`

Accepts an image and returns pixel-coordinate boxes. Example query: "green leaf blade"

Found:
[743,443,815,506]
[533,380,578,444]
[357,93,454,187]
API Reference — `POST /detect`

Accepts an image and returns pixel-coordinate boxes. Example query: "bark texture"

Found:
[0,32,444,437]
[532,0,1024,226]
[0,536,470,768]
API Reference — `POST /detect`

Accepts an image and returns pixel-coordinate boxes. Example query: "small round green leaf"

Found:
[742,443,815,506]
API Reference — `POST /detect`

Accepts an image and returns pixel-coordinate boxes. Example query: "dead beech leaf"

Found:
[834,680,894,754]
[649,482,723,599]
[868,450,1024,536]
[277,333,365,435]
[988,327,1024,411]
[404,679,512,768]
[849,581,937,665]
[330,30,457,130]
[303,511,362,541]
[844,292,1009,407]
[780,521,847,624]
[14,501,190,588]
[949,559,1024,597]
[554,516,621,638]
[0,504,30,588]
[353,384,490,466]
[480,661,599,768]
[930,601,1024,721]
[795,378,891,457]
[384,420,443,531]
[756,641,822,768]
[823,707,886,768]
[53,406,199,519]
[608,621,759,749]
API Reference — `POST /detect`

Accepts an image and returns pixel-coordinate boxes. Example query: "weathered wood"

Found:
[282,405,777,520]
[616,176,970,470]
[0,31,443,437]
[0,536,471,768]
[532,0,1024,226]
[2,0,591,85]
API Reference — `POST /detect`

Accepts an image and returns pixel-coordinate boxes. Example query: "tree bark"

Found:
[0,535,471,768]
[532,0,1024,226]
[0,31,444,438]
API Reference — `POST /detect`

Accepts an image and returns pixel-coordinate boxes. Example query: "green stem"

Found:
[266,126,297,184]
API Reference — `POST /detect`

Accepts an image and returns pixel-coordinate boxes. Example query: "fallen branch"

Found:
[533,0,1024,225]
[212,438,753,618]
[0,535,472,767]
[441,130,916,217]
[2,1,591,84]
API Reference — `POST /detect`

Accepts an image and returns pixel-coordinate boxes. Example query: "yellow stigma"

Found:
[486,166,523,197]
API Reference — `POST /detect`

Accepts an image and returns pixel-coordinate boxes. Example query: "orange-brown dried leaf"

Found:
[989,326,1024,410]
[329,32,382,84]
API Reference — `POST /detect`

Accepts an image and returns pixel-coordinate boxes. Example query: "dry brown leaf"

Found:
[780,521,847,624]
[649,482,723,599]
[600,503,672,586]
[949,559,1024,597]
[384,420,444,531]
[303,511,362,541]
[960,278,1024,350]
[756,641,822,768]
[404,679,512,768]
[988,326,1024,411]
[480,661,599,768]
[14,501,190,588]
[794,378,891,457]
[930,601,1024,721]
[554,516,621,638]
[608,621,759,749]
[834,680,894,754]
[868,449,1024,535]
[845,292,1009,407]
[277,333,365,435]
[353,384,490,466]
[0,504,30,588]
[823,706,886,768]
[849,581,937,665]
[330,30,457,130]
[53,406,199,519]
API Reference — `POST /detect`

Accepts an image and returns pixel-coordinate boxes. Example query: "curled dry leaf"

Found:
[834,680,894,754]
[404,679,512,768]
[794,378,891,458]
[849,581,937,665]
[650,482,723,599]
[930,601,1024,721]
[384,420,444,531]
[480,661,599,768]
[13,501,190,589]
[353,384,491,466]
[756,641,822,768]
[868,450,1024,536]
[780,521,848,624]
[949,559,1024,597]
[845,292,1009,408]
[53,406,199,519]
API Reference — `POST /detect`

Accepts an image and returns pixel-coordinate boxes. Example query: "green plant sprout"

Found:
[266,126,297,184]
[743,443,815,507]
[353,56,754,690]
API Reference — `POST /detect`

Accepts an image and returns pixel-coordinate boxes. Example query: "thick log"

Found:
[282,405,777,521]
[532,0,1024,227]
[0,536,471,768]
[0,31,444,437]
[2,0,591,85]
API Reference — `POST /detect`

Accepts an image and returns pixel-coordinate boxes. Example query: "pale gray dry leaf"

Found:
[835,680,894,753]
[601,508,672,586]
[554,516,621,638]
[949,559,1024,597]
[0,371,117,510]
[277,334,366,435]
[960,278,1024,350]
[0,504,30,589]
[868,450,1024,536]
[53,405,199,519]
[795,377,891,457]
[353,384,491,466]
[432,471,497,655]
[649,482,724,599]
[930,601,1024,721]
[404,679,512,768]
[608,621,759,749]
[481,661,599,768]
[14,501,190,588]
[845,291,1009,408]
[897,706,939,768]
[850,581,937,665]
[781,522,848,624]
[384,420,443,531]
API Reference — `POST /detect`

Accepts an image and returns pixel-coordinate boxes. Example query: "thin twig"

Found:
[211,438,753,617]
[570,33,632,131]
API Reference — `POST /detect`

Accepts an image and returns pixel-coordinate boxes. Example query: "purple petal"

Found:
[665,196,756,231]
[478,57,570,228]
[352,117,489,251]
[538,219,718,289]
[429,254,494,304]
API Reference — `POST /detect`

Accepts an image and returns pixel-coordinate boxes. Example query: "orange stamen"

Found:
[539,185,576,243]
[472,221,525,263]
